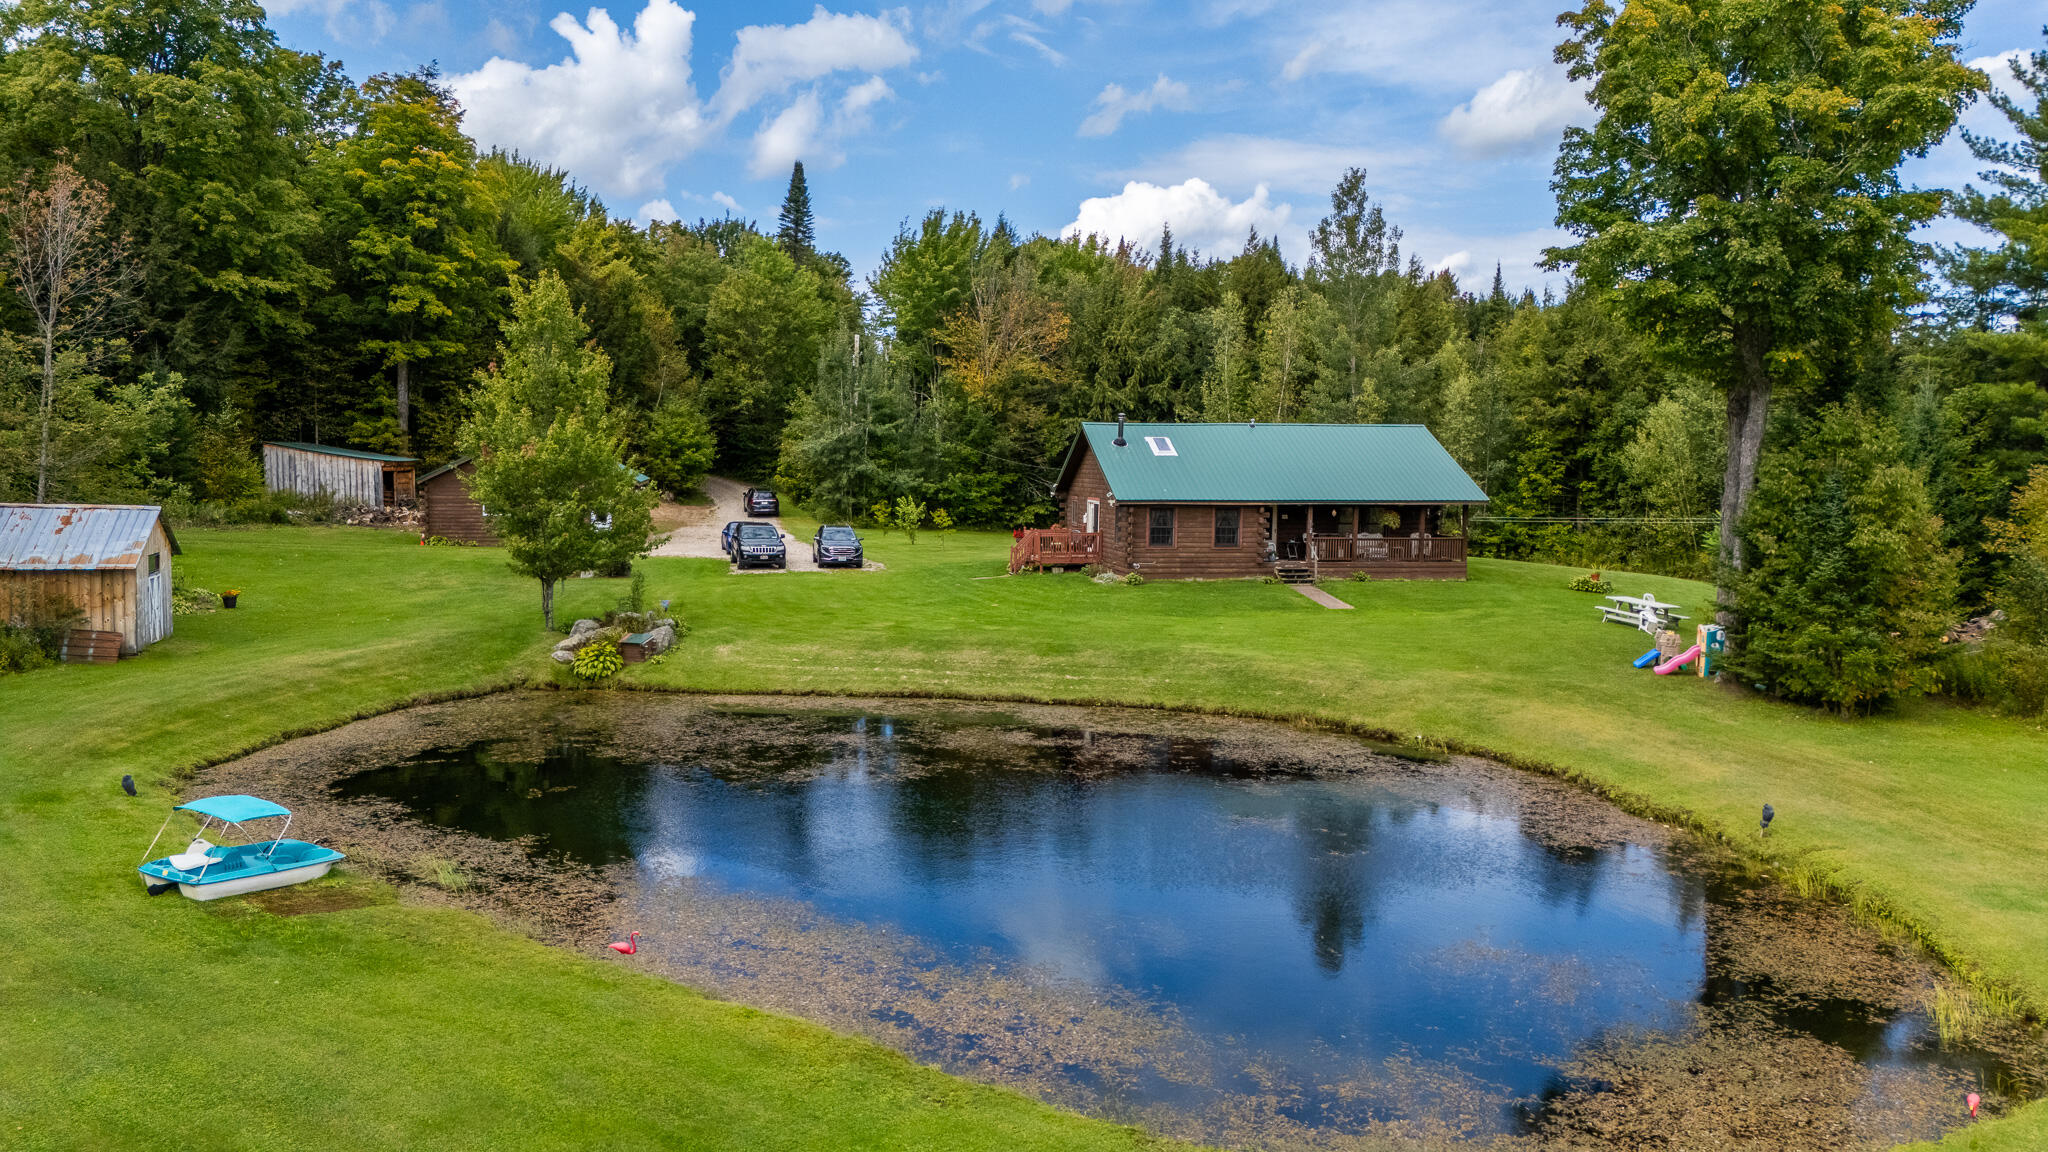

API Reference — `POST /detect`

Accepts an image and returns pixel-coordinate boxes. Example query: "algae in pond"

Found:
[194,691,2041,1151]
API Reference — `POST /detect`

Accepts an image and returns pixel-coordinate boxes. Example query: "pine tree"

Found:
[776,161,815,264]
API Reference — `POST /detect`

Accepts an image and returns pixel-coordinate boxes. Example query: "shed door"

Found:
[138,552,167,648]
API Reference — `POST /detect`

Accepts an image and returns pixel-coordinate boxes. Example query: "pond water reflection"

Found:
[307,697,2019,1149]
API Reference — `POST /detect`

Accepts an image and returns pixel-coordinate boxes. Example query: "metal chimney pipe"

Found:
[1113,413,1127,447]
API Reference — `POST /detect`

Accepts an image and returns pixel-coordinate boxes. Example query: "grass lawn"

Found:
[2,524,2043,1150]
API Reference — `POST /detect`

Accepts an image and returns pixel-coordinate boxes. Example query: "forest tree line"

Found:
[2,0,2046,713]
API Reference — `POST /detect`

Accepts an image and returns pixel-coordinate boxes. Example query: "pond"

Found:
[204,693,2035,1150]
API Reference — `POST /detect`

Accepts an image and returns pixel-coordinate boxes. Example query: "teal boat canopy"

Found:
[176,795,290,823]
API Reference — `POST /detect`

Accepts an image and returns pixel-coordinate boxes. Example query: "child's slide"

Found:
[1655,645,1702,675]
[1632,649,1661,668]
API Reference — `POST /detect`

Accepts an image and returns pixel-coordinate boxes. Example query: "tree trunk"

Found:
[541,577,556,632]
[35,324,54,503]
[395,358,411,438]
[1716,327,1773,618]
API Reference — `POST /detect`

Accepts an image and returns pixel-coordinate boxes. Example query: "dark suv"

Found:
[743,487,780,517]
[729,521,786,568]
[812,525,864,567]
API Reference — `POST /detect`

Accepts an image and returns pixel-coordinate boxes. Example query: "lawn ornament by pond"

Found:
[121,774,136,796]
[1968,1091,1981,1117]
[607,931,640,955]
[137,795,344,901]
[1760,803,1775,838]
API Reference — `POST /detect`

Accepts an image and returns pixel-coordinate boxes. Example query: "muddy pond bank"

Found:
[194,691,2040,1150]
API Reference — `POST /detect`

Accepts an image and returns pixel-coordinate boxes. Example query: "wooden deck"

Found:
[1010,528,1102,573]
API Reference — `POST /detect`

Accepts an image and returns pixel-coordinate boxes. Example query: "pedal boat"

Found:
[138,795,344,901]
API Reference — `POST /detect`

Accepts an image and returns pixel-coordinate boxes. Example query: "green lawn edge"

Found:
[2,524,2041,1150]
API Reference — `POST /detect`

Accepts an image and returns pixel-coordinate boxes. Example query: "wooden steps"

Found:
[1274,564,1315,585]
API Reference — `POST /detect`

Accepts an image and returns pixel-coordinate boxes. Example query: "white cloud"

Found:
[1431,250,1471,276]
[1010,29,1067,66]
[451,1,708,199]
[1078,74,1190,137]
[712,191,742,212]
[713,5,917,121]
[267,0,394,40]
[750,92,826,178]
[1065,178,1292,259]
[482,17,521,56]
[637,198,680,224]
[1439,67,1587,154]
[1120,135,1420,197]
[451,3,915,204]
[1010,172,1031,189]
[747,76,896,178]
[1271,0,1558,93]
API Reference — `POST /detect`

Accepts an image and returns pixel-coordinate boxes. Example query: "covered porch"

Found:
[1268,503,1469,576]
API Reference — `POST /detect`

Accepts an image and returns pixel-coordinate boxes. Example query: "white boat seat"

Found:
[166,851,221,872]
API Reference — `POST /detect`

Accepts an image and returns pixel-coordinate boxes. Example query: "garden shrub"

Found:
[1348,571,1373,583]
[170,578,219,615]
[1729,405,1958,713]
[1567,573,1613,593]
[572,639,623,682]
[0,586,84,674]
[1122,571,1145,586]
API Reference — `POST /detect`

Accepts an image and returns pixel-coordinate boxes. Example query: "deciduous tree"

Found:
[459,273,654,629]
[1549,0,1984,614]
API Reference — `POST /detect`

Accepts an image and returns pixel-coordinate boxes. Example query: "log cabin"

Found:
[416,457,499,545]
[1032,419,1488,581]
[262,441,417,508]
[1,504,180,654]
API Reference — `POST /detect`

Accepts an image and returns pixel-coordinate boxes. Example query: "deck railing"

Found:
[1010,528,1102,573]
[1309,535,1466,563]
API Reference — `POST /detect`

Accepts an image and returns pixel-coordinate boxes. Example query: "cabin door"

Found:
[1276,506,1307,560]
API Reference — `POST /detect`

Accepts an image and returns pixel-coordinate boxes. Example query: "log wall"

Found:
[421,463,500,545]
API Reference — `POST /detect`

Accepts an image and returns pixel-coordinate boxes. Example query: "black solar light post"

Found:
[1760,803,1774,838]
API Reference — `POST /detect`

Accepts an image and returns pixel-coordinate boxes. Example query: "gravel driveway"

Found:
[647,477,846,572]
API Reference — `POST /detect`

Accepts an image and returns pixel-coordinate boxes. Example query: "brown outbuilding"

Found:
[417,457,499,545]
[1028,419,1489,581]
[1,503,180,655]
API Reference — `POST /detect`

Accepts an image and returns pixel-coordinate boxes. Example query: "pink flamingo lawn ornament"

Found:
[607,931,640,955]
[1967,1092,1981,1118]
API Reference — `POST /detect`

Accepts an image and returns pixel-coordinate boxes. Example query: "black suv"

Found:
[743,487,780,517]
[729,521,786,568]
[812,524,864,567]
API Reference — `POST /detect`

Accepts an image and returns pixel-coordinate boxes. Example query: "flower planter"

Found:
[222,593,239,609]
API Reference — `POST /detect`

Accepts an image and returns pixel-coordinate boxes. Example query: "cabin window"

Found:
[1148,507,1174,547]
[1213,507,1239,547]
[147,552,160,575]
[1145,436,1177,457]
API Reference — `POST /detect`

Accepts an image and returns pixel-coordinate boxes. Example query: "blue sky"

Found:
[265,0,2040,292]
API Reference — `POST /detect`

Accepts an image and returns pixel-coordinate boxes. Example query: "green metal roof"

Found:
[264,441,417,463]
[1060,422,1488,504]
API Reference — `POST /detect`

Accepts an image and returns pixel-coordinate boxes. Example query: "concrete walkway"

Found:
[1292,584,1354,610]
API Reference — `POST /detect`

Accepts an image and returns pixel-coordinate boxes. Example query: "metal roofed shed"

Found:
[1043,420,1489,582]
[263,441,417,508]
[1,504,181,654]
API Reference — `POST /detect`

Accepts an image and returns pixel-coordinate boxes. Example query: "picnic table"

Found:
[1598,593,1690,632]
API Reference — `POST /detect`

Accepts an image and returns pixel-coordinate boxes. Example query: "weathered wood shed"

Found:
[417,457,499,545]
[1,504,180,654]
[262,441,416,507]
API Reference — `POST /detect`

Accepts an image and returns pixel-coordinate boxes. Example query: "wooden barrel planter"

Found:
[60,629,122,664]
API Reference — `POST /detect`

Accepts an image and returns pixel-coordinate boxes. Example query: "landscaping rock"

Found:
[550,650,575,664]
[644,624,676,655]
[570,618,601,637]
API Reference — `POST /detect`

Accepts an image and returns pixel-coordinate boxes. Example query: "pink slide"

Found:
[1655,645,1702,676]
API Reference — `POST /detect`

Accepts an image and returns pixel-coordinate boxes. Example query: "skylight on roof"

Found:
[1145,436,1177,457]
